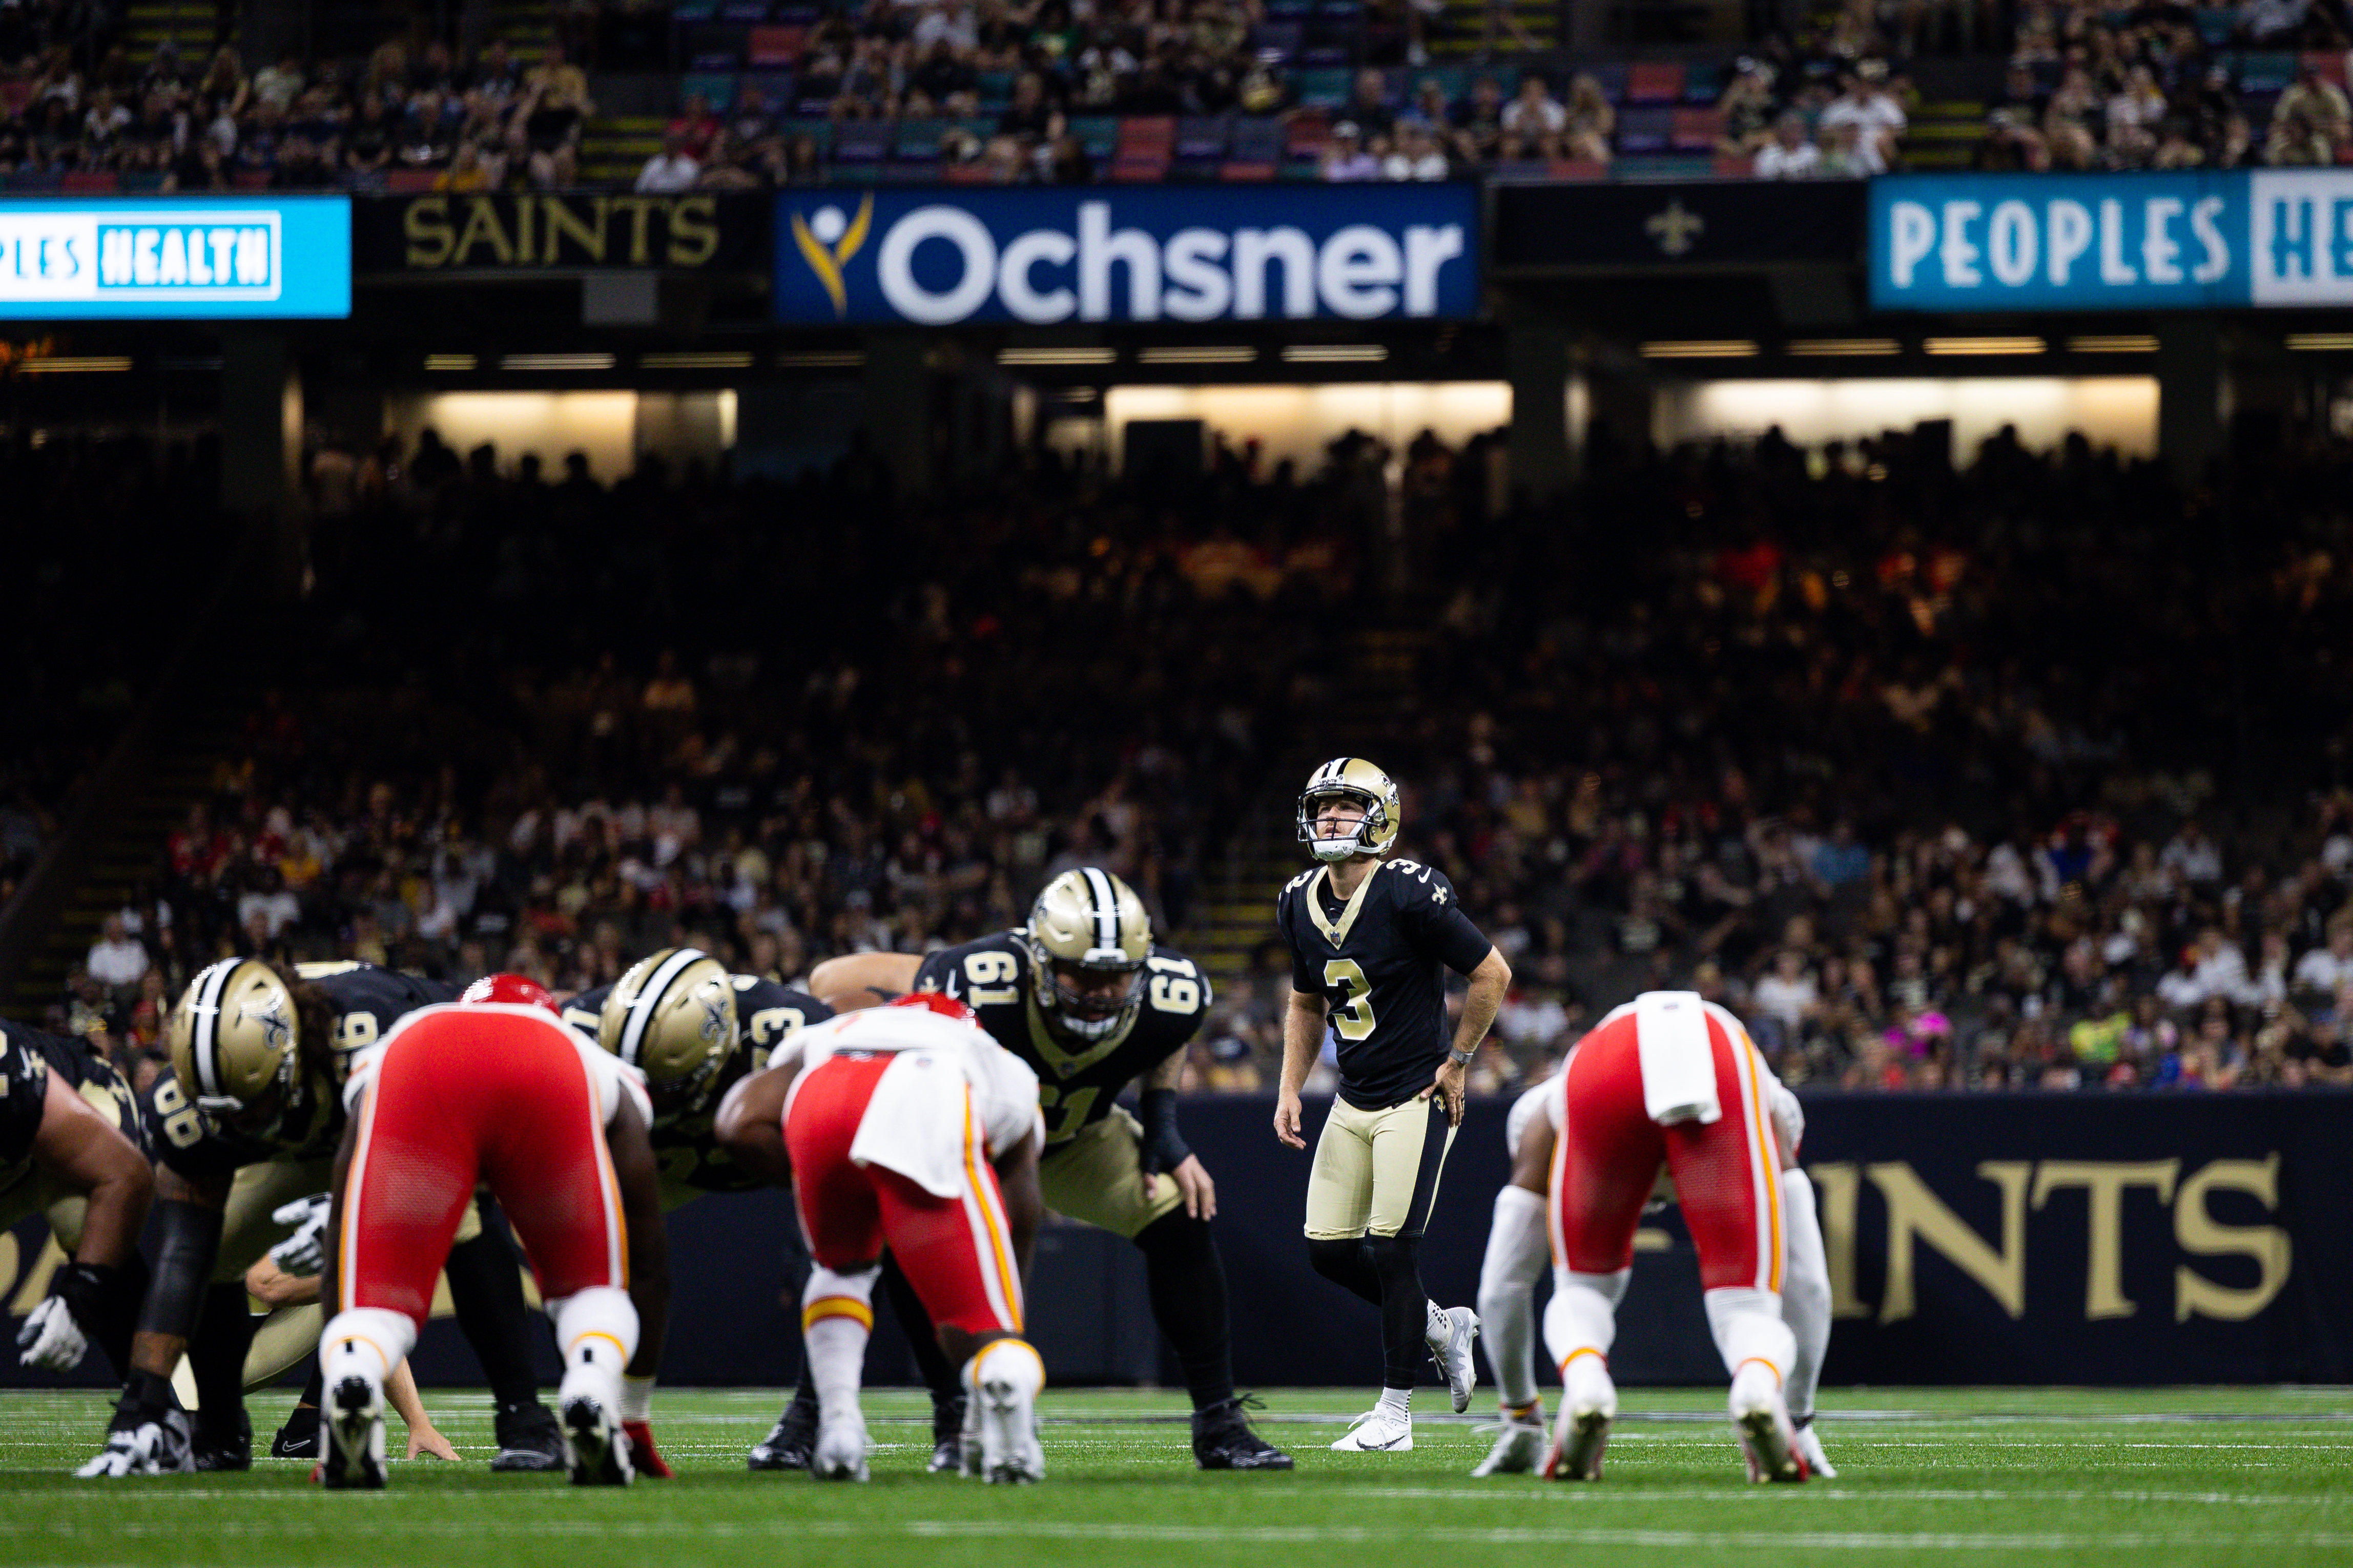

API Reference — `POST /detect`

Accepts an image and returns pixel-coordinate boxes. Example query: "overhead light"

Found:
[1786,338,1899,357]
[778,349,864,368]
[423,353,476,371]
[18,356,132,372]
[2066,335,2158,353]
[1138,346,1257,364]
[1282,344,1387,362]
[498,352,615,371]
[1924,336,2045,356]
[2286,333,2353,351]
[640,350,753,369]
[998,347,1117,366]
[1640,340,1758,359]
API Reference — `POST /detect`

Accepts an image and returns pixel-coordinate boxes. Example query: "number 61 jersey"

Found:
[916,930,1210,1150]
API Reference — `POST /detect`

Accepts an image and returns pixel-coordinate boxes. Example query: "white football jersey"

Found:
[343,1001,653,1129]
[790,1005,1042,1160]
[1505,1071,1561,1161]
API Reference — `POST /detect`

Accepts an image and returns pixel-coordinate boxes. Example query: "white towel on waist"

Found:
[847,1050,971,1199]
[1634,991,1721,1127]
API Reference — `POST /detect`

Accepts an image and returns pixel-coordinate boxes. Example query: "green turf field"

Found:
[0,1387,2347,1567]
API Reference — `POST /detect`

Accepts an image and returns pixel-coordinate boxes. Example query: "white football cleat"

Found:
[560,1389,634,1487]
[1542,1352,1616,1481]
[1729,1364,1807,1484]
[1792,1418,1837,1479]
[1329,1407,1413,1452]
[973,1362,1044,1485]
[1469,1414,1546,1477]
[320,1375,386,1491]
[1425,1306,1481,1414]
[811,1407,870,1482]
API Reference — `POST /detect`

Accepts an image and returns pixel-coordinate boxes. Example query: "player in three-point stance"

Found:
[1468,1042,1835,1478]
[315,975,670,1489]
[1274,758,1512,1452]
[716,992,1049,1483]
[1539,991,1822,1483]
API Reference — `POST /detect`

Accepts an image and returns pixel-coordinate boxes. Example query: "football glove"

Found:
[267,1193,333,1277]
[75,1370,195,1477]
[17,1261,116,1372]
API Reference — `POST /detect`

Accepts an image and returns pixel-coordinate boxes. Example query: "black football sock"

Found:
[91,1250,148,1380]
[290,1363,323,1415]
[1136,1212,1236,1411]
[191,1281,257,1425]
[1307,1237,1384,1308]
[1365,1233,1431,1390]
[881,1253,959,1407]
[444,1223,543,1410]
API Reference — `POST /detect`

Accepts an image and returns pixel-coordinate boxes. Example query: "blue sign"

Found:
[1872,174,2243,310]
[0,196,350,318]
[776,185,1479,325]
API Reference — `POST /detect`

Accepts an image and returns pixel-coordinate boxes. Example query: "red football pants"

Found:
[786,1052,1023,1336]
[339,1011,626,1324]
[1548,1009,1784,1292]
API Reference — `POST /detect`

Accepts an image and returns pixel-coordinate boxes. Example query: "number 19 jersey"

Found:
[1276,858,1494,1111]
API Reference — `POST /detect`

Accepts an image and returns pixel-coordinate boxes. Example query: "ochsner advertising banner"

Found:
[775,185,1479,325]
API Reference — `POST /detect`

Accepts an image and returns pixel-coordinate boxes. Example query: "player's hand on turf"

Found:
[622,1419,674,1478]
[1273,1091,1306,1149]
[406,1424,459,1462]
[1421,1059,1467,1126]
[267,1193,334,1277]
[1153,1154,1217,1220]
[16,1293,89,1372]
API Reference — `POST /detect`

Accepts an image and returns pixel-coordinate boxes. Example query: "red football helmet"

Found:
[460,973,560,1014]
[888,991,980,1026]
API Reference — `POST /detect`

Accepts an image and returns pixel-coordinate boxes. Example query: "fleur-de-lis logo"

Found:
[698,993,728,1045]
[791,195,874,318]
[246,994,292,1051]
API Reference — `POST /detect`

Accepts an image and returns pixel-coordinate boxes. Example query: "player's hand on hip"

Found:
[1421,1059,1467,1126]
[1161,1154,1216,1220]
[1273,1092,1306,1149]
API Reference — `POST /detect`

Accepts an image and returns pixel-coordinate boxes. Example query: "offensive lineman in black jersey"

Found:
[564,949,863,1473]
[75,959,562,1476]
[0,1019,153,1382]
[786,868,1293,1472]
[1273,758,1512,1453]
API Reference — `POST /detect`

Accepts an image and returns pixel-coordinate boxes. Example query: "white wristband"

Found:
[620,1373,655,1423]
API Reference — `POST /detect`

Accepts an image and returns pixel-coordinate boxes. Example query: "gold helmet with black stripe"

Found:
[1297,756,1402,862]
[1025,868,1150,1042]
[598,947,737,1124]
[168,957,303,1130]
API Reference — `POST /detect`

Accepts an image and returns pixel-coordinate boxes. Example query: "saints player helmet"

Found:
[168,958,301,1121]
[1297,757,1402,862]
[1026,868,1150,1042]
[599,947,737,1122]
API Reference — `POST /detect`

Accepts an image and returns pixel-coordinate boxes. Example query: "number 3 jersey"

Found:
[915,930,1210,1151]
[1275,858,1494,1111]
[140,961,461,1182]
[564,972,833,1193]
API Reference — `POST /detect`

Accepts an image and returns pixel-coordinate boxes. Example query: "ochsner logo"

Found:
[798,197,1466,324]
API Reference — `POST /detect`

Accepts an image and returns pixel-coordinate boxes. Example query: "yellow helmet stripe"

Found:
[619,947,710,1067]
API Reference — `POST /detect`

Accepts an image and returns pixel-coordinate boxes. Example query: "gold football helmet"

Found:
[1297,757,1402,862]
[1025,868,1150,1041]
[168,958,301,1121]
[599,947,738,1121]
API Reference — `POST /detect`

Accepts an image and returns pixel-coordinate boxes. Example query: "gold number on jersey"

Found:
[746,1007,804,1048]
[1146,954,1201,1014]
[149,1077,205,1149]
[963,951,1021,1007]
[332,1012,378,1063]
[1324,959,1377,1042]
[1036,1082,1100,1141]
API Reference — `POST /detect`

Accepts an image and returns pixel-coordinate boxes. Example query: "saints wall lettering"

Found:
[354,193,767,274]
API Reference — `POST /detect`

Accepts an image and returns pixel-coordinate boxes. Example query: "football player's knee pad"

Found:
[1306,1237,1366,1285]
[802,1264,880,1329]
[1543,1270,1627,1363]
[319,1308,418,1389]
[1703,1286,1795,1383]
[1361,1231,1418,1275]
[550,1286,640,1372]
[1478,1185,1551,1307]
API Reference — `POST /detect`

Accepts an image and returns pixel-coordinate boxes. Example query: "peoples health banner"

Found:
[1872,171,2353,311]
[775,185,1479,325]
[0,196,349,318]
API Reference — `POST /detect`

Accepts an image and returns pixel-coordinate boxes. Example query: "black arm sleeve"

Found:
[1137,1085,1192,1175]
[136,1198,224,1340]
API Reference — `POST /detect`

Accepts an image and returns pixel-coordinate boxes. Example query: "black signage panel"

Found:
[1493,179,1867,272]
